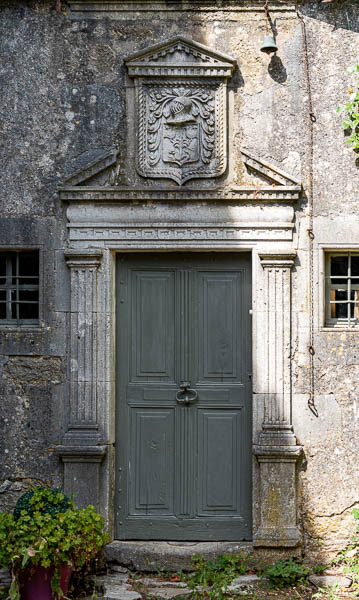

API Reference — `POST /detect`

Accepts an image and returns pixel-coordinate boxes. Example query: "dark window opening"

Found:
[0,251,39,324]
[326,252,359,327]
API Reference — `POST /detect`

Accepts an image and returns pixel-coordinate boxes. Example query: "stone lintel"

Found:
[58,186,301,203]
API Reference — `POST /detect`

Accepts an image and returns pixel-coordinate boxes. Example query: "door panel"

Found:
[130,409,175,515]
[198,411,239,514]
[116,253,252,540]
[131,270,176,382]
[199,274,238,379]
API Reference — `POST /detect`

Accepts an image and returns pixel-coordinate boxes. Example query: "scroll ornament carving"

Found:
[138,81,224,185]
[126,37,235,185]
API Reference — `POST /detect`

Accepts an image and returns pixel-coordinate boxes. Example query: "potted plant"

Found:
[0,486,108,600]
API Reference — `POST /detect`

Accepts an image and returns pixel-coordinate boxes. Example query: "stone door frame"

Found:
[56,193,303,546]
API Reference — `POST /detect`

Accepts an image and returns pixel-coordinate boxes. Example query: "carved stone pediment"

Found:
[125,37,236,185]
[125,36,236,78]
[241,150,301,186]
[63,149,119,186]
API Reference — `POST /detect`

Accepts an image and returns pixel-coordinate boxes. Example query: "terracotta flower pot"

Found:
[19,564,72,600]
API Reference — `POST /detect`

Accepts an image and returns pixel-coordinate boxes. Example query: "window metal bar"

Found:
[326,251,359,327]
[5,255,12,320]
[348,253,352,326]
[329,300,359,304]
[0,251,39,324]
[15,252,19,322]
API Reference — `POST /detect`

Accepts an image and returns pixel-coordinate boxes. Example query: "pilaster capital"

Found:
[253,444,303,462]
[56,445,107,463]
[64,249,103,270]
[258,250,296,269]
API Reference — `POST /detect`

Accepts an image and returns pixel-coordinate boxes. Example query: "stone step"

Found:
[146,588,191,599]
[0,568,11,584]
[105,541,253,572]
[309,574,352,589]
[87,569,263,600]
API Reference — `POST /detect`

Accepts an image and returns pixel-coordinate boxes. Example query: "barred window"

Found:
[0,251,39,324]
[325,252,359,327]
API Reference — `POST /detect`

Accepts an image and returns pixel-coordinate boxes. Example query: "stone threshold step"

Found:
[105,541,253,572]
[89,570,260,600]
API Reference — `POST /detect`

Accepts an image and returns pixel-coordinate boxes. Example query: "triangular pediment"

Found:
[125,36,236,78]
[62,149,119,186]
[241,150,301,187]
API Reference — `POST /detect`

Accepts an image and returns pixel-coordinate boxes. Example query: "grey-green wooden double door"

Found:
[116,253,252,540]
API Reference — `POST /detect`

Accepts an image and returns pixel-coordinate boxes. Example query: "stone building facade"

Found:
[1,0,359,564]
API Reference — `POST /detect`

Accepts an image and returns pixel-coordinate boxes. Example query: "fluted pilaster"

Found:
[254,250,302,547]
[56,249,106,509]
[65,250,102,443]
[257,251,297,445]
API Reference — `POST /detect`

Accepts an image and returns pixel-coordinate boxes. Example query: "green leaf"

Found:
[8,580,20,600]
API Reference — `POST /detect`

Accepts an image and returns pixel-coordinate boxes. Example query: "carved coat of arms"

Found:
[125,37,236,185]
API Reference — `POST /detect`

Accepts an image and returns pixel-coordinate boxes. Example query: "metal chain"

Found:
[297,8,318,417]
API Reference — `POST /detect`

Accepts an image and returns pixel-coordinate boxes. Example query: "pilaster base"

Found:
[63,424,101,446]
[254,526,301,548]
[253,437,303,548]
[56,445,107,510]
[260,424,297,446]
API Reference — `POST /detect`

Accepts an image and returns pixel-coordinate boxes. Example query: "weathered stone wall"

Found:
[293,1,359,564]
[1,0,359,563]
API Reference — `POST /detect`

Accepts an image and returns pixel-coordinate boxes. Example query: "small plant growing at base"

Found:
[335,507,359,594]
[336,64,359,151]
[259,557,309,588]
[312,585,340,600]
[184,552,248,600]
[0,486,109,600]
[313,564,329,575]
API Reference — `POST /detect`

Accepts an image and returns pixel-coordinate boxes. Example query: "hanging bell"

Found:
[260,34,278,54]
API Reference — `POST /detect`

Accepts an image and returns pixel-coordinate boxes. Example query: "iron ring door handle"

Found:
[176,382,198,405]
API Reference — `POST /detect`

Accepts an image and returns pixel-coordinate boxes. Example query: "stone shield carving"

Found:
[125,36,236,185]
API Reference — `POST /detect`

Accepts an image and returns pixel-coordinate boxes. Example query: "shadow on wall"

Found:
[268,55,287,84]
[300,0,359,34]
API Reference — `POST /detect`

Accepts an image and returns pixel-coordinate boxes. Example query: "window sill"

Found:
[320,326,359,332]
[0,322,42,331]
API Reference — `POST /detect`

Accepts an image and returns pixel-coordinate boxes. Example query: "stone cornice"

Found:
[259,250,297,268]
[58,186,301,203]
[64,249,103,268]
[68,1,299,17]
